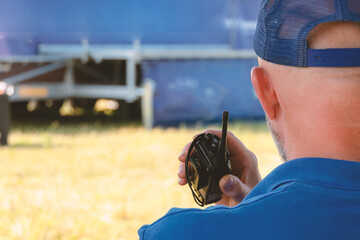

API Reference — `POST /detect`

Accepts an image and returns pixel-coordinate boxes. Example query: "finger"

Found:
[178,177,187,185]
[178,142,192,162]
[178,162,186,178]
[219,174,250,204]
[192,132,203,140]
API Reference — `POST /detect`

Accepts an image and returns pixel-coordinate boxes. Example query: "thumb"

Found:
[219,174,250,204]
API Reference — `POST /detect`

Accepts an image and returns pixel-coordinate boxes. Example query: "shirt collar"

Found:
[246,157,360,199]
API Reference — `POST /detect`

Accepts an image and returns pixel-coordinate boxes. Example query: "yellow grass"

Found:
[0,121,281,240]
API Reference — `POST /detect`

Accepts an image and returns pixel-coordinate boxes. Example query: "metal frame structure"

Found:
[0,42,257,145]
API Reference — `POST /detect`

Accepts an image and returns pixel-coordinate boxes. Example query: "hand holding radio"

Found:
[178,113,262,207]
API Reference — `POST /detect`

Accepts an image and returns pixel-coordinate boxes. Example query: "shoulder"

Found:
[139,157,360,240]
[139,182,294,240]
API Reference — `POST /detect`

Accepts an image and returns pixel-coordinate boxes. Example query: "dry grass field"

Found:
[0,120,281,240]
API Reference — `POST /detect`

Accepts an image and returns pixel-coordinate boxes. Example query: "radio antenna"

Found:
[216,111,229,162]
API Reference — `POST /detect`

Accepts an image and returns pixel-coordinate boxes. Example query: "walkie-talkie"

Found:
[185,111,231,206]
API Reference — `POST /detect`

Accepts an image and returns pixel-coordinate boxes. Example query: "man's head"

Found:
[251,0,360,162]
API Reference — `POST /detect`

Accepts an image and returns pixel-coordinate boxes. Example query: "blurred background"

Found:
[0,0,281,239]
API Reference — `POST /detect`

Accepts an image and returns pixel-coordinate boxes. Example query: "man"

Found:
[139,0,360,239]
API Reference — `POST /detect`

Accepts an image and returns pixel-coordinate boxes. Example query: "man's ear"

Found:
[251,67,279,120]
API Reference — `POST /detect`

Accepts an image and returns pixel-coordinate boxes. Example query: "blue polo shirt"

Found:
[138,158,360,239]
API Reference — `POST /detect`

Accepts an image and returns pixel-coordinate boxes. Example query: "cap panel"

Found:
[254,0,281,62]
[348,0,360,15]
[254,7,268,61]
[254,0,360,67]
[266,0,277,10]
[269,0,338,66]
[347,0,360,21]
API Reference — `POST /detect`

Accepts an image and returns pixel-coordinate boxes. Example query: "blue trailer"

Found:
[0,0,263,144]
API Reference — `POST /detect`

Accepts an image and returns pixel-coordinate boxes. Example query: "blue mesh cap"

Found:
[254,0,360,67]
